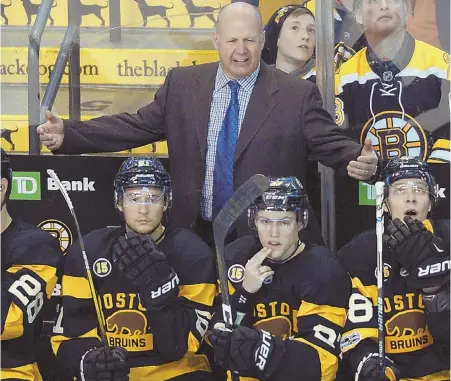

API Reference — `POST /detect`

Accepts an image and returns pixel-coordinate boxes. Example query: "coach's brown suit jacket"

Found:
[60,61,362,239]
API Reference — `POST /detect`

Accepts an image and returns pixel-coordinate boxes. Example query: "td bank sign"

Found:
[10,172,41,200]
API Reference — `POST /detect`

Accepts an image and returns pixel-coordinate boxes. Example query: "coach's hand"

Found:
[37,110,64,151]
[80,346,130,381]
[348,138,379,181]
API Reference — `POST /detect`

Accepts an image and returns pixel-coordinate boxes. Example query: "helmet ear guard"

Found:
[1,148,13,207]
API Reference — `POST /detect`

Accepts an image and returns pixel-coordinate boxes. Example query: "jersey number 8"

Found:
[348,293,373,323]
[8,274,44,324]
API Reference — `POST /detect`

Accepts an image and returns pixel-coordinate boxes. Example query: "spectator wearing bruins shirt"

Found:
[335,0,450,164]
[208,177,351,381]
[1,148,61,380]
[51,156,217,381]
[338,156,450,381]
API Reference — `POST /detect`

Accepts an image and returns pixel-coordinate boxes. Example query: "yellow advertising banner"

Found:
[1,115,168,155]
[0,0,228,28]
[0,47,219,85]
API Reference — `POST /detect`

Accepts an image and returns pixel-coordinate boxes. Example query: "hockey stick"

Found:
[213,174,270,326]
[375,181,386,377]
[47,169,109,347]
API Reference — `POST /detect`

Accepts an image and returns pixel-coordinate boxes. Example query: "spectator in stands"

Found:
[301,0,366,70]
[262,5,317,82]
[335,0,450,163]
[407,0,450,53]
[37,2,379,247]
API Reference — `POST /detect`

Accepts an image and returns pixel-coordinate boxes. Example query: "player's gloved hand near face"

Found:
[80,346,130,381]
[355,353,401,381]
[383,217,450,289]
[113,231,179,309]
[207,322,285,380]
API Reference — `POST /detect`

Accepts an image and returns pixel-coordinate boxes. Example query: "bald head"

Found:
[216,2,263,33]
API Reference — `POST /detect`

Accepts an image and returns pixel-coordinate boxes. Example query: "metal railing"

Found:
[27,0,55,155]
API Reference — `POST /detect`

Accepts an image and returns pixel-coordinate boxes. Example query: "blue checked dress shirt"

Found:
[201,64,260,221]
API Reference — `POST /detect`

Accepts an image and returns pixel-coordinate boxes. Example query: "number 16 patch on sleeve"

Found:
[228,264,245,283]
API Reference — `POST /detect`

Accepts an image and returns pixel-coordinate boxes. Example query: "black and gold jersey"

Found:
[337,220,450,381]
[51,226,217,381]
[1,219,61,381]
[335,33,450,163]
[219,236,351,381]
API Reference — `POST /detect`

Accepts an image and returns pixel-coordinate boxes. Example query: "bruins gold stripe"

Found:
[1,362,42,381]
[431,139,451,150]
[187,331,200,352]
[7,264,57,298]
[297,301,346,327]
[293,337,338,381]
[51,327,100,355]
[62,275,92,299]
[351,277,378,306]
[178,284,216,306]
[1,302,24,340]
[129,353,211,380]
[400,369,450,381]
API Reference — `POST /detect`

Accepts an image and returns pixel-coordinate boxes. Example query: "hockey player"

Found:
[1,148,61,380]
[207,177,351,381]
[338,156,450,380]
[335,0,450,163]
[51,156,217,381]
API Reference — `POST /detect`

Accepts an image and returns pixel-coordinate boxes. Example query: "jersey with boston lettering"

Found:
[335,33,450,163]
[219,235,351,381]
[51,226,217,381]
[1,219,61,381]
[337,219,450,381]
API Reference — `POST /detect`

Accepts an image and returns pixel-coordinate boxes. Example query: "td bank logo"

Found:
[47,177,95,192]
[10,172,41,200]
[359,182,447,206]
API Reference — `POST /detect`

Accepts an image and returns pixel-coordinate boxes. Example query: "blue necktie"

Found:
[213,80,240,218]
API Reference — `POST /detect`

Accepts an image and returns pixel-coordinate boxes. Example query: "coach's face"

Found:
[213,3,265,79]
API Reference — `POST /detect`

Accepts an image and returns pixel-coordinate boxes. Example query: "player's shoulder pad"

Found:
[297,244,351,307]
[337,229,376,274]
[225,235,256,267]
[161,228,216,285]
[7,219,62,266]
[432,219,450,247]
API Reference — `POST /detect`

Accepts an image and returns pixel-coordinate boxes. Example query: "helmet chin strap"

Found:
[267,240,304,264]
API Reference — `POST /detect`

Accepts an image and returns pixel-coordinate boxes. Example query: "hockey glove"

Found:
[207,323,285,380]
[113,231,179,309]
[383,217,450,289]
[80,346,129,381]
[355,353,401,381]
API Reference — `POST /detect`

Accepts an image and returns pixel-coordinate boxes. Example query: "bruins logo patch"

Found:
[38,219,72,253]
[444,53,450,64]
[361,111,428,160]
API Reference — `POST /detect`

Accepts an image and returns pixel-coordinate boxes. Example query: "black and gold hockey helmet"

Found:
[114,156,171,206]
[381,156,437,202]
[248,176,309,228]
